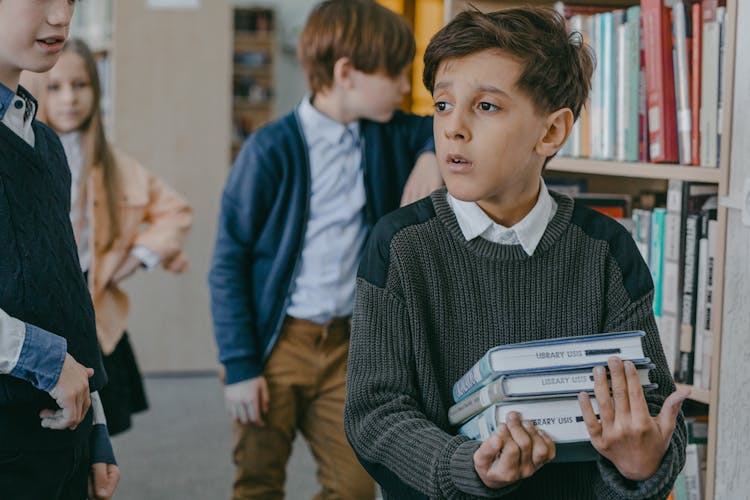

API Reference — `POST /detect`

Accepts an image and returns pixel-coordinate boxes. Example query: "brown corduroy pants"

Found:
[231,317,374,500]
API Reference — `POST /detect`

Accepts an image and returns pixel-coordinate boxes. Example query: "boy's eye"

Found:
[47,84,60,92]
[434,101,453,112]
[478,102,499,111]
[73,81,89,90]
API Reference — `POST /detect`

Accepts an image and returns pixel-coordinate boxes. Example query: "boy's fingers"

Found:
[624,361,649,417]
[260,381,270,414]
[537,429,556,462]
[474,434,502,470]
[495,423,521,473]
[508,417,534,476]
[607,357,630,417]
[578,392,603,443]
[657,388,690,435]
[592,366,613,425]
[526,422,550,468]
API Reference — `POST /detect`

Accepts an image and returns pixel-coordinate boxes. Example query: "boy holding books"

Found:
[0,0,118,498]
[345,6,688,499]
[209,1,440,498]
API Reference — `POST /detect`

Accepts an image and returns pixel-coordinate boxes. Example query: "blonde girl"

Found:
[38,39,192,435]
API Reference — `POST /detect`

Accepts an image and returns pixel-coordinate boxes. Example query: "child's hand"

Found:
[579,357,690,481]
[473,412,556,489]
[109,255,142,285]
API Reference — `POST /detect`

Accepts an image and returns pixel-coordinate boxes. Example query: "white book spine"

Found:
[700,219,718,389]
[700,15,720,167]
[672,2,692,165]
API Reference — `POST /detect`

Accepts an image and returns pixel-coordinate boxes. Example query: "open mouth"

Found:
[446,154,474,172]
[36,36,66,52]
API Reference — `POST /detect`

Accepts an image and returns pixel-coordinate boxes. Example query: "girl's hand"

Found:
[164,251,189,274]
[109,255,142,285]
[579,357,690,481]
[473,412,556,489]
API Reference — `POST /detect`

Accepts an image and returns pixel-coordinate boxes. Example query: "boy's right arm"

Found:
[208,143,277,410]
[1,307,93,429]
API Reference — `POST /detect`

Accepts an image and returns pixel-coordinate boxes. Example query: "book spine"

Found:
[661,180,686,374]
[650,208,667,318]
[690,2,701,166]
[453,355,491,402]
[700,218,718,389]
[692,221,709,385]
[642,0,679,163]
[638,14,649,162]
[700,0,720,167]
[672,2,692,165]
[677,213,700,384]
[716,6,727,165]
[448,378,506,426]
[626,6,641,161]
[616,21,628,162]
[457,405,497,441]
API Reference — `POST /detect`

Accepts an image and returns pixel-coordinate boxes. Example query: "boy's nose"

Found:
[47,0,75,28]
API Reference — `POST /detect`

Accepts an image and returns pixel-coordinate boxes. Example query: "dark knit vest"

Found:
[0,121,107,450]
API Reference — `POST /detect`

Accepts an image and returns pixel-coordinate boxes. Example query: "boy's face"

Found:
[347,68,411,123]
[0,0,73,88]
[432,49,551,215]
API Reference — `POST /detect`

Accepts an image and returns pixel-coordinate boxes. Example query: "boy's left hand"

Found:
[401,152,443,206]
[579,357,690,481]
[88,462,120,499]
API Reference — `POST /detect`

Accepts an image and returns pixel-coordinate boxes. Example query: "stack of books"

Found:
[452,331,657,462]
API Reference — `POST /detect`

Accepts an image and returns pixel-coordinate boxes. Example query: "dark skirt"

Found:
[99,332,149,436]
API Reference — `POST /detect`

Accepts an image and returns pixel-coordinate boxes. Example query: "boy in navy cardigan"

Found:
[0,1,118,498]
[208,1,440,497]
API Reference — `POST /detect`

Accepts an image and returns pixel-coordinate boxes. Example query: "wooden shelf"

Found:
[547,157,723,183]
[676,383,711,405]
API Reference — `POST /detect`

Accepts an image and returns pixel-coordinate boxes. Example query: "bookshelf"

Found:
[231,7,276,160]
[443,1,737,499]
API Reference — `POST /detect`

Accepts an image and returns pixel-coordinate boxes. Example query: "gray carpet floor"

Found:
[110,374,318,500]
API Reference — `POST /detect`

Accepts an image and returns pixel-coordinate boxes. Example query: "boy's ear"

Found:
[535,108,574,157]
[332,57,356,90]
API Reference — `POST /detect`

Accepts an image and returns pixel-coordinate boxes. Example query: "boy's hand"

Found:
[579,357,690,481]
[473,412,556,489]
[88,462,120,499]
[401,152,443,206]
[224,375,269,426]
[40,353,94,430]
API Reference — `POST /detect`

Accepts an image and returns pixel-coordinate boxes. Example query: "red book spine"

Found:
[691,1,702,165]
[641,0,679,163]
[639,15,650,162]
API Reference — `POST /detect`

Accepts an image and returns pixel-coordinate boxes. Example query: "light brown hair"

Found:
[423,6,594,121]
[62,38,121,249]
[297,0,416,94]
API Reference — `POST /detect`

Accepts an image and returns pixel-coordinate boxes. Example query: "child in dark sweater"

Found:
[345,6,688,499]
[0,1,118,498]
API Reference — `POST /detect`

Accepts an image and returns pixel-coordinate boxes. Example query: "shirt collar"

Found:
[0,82,37,122]
[447,179,557,256]
[297,95,360,147]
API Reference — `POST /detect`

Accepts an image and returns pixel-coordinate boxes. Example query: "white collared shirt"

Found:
[447,179,558,256]
[286,96,367,324]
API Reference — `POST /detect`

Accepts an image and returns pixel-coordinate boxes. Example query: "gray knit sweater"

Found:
[345,188,685,500]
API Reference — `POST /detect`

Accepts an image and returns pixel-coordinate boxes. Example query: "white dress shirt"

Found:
[447,179,558,255]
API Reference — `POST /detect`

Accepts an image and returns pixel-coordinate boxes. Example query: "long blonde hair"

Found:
[61,39,121,249]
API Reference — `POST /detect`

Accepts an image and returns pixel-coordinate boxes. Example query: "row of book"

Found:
[452,331,654,461]
[631,180,718,389]
[668,416,708,499]
[556,0,728,167]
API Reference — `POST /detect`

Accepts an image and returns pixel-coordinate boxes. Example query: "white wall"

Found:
[715,1,750,496]
[113,0,232,373]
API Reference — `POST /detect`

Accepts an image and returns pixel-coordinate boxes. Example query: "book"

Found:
[693,205,717,387]
[458,397,601,462]
[650,207,667,319]
[672,1,692,165]
[642,0,679,163]
[690,1,702,166]
[700,0,720,167]
[574,193,632,219]
[448,362,655,425]
[632,208,652,264]
[452,330,647,402]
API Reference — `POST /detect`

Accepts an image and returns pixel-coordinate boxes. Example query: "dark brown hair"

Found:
[62,38,121,250]
[297,0,416,94]
[423,6,594,121]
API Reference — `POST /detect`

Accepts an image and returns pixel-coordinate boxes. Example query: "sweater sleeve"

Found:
[591,239,686,500]
[345,245,521,499]
[208,141,278,383]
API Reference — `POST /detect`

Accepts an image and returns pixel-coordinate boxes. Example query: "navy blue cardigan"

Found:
[209,109,434,383]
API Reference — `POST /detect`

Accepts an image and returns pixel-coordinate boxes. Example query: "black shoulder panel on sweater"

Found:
[570,203,654,302]
[358,196,436,288]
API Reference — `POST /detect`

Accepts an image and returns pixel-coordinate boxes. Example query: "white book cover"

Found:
[700,6,720,167]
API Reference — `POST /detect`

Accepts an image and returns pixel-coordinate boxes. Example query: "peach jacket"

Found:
[86,148,192,355]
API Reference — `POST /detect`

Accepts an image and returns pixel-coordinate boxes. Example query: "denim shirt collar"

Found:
[0,82,37,122]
